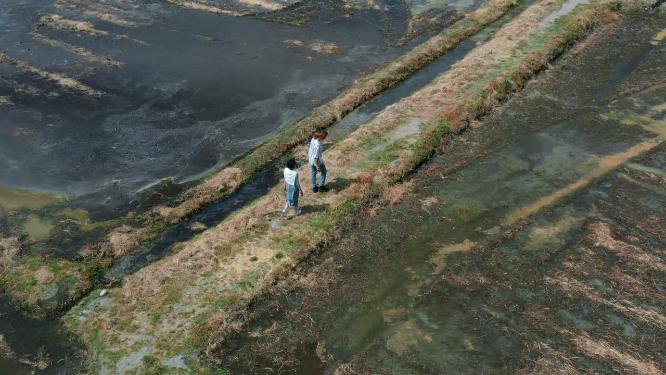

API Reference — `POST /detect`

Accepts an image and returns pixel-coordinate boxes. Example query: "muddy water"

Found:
[0,0,478,220]
[219,10,666,373]
[0,296,82,374]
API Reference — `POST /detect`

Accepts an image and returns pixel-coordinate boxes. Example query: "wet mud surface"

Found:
[0,295,82,374]
[0,1,491,373]
[0,0,475,219]
[217,10,666,374]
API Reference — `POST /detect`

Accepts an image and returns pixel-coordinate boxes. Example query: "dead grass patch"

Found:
[0,237,20,269]
[381,181,414,205]
[572,333,663,375]
[587,221,666,273]
[545,274,666,329]
[31,32,122,68]
[309,42,340,55]
[520,341,580,375]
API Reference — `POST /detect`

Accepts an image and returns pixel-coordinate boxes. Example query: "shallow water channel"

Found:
[220,10,666,373]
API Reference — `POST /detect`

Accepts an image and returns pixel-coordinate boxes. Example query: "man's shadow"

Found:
[326,177,351,193]
[300,203,329,214]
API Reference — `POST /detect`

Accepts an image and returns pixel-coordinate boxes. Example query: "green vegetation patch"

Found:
[0,255,91,314]
[0,185,65,211]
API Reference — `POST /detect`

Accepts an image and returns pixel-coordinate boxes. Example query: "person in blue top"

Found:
[282,158,303,217]
[308,130,328,193]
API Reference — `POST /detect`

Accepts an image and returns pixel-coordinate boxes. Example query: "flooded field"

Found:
[0,0,663,373]
[0,1,492,373]
[0,0,480,219]
[217,9,666,373]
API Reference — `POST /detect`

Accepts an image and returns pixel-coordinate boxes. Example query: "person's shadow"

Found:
[300,203,329,214]
[326,177,351,193]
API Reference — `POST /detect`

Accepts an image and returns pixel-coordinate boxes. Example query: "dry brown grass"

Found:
[165,0,241,15]
[34,267,55,284]
[309,42,341,55]
[107,225,154,258]
[31,32,122,68]
[38,14,107,36]
[381,181,415,205]
[545,274,666,329]
[520,341,580,375]
[0,53,104,97]
[572,333,663,375]
[0,236,20,269]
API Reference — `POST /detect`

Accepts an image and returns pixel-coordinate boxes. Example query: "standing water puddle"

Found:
[0,296,82,374]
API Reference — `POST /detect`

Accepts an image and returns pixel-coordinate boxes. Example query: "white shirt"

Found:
[283,167,298,186]
[308,138,322,166]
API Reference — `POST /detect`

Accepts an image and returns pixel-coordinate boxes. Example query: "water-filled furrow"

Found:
[105,163,281,280]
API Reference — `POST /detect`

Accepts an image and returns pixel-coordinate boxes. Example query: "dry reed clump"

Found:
[31,32,122,68]
[82,10,138,27]
[38,14,107,36]
[309,42,341,54]
[165,0,241,16]
[586,221,666,273]
[0,96,13,106]
[107,225,156,258]
[0,52,105,97]
[0,236,20,269]
[520,341,580,375]
[381,181,415,205]
[572,333,663,375]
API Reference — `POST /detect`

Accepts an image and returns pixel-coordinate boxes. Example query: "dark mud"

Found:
[215,10,666,374]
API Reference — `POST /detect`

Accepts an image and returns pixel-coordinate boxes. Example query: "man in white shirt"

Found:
[308,130,328,193]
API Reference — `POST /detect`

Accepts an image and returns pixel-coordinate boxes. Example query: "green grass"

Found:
[280,237,308,253]
[357,137,386,151]
[212,297,236,310]
[368,140,404,166]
